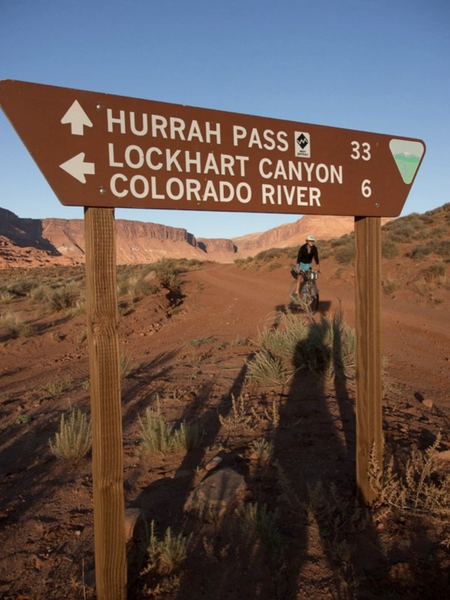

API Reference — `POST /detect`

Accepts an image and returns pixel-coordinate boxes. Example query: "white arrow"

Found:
[59,153,95,183]
[60,100,93,135]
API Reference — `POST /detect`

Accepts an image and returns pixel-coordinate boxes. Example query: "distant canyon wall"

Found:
[0,207,356,268]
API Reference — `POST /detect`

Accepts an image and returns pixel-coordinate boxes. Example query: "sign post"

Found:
[354,216,383,503]
[0,79,426,595]
[84,206,126,599]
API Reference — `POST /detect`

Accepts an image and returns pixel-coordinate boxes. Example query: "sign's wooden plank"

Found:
[0,79,425,217]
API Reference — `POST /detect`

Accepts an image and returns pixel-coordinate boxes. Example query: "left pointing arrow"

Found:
[59,153,96,183]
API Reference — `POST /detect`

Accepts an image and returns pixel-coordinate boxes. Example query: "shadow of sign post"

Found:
[0,79,426,600]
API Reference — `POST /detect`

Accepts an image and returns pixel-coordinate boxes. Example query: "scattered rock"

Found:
[422,398,434,409]
[173,468,192,479]
[124,508,144,541]
[204,455,222,471]
[84,569,96,589]
[184,468,246,520]
[436,450,450,462]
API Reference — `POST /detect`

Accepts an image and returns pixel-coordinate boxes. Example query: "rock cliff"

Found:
[0,207,358,268]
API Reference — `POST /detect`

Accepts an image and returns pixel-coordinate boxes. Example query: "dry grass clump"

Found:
[43,374,74,398]
[117,269,159,299]
[49,408,92,461]
[29,283,81,312]
[139,401,203,456]
[369,434,450,520]
[154,259,183,294]
[250,438,274,467]
[237,502,281,551]
[0,310,35,338]
[219,394,280,432]
[0,291,14,304]
[246,310,355,387]
[382,278,400,295]
[144,521,193,575]
[120,350,138,379]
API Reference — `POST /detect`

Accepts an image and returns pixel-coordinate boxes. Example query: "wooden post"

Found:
[354,216,383,504]
[84,207,127,600]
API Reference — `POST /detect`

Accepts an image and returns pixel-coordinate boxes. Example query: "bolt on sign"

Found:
[0,80,425,217]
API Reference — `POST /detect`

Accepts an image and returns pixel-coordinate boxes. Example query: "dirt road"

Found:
[173,262,450,409]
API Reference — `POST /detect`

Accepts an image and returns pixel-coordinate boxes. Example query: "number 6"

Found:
[362,179,371,197]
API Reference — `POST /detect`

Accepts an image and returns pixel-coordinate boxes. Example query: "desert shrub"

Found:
[382,278,399,295]
[255,248,285,262]
[284,247,298,261]
[120,350,137,379]
[298,480,369,562]
[430,225,449,237]
[246,310,355,386]
[250,438,274,467]
[49,408,92,461]
[0,311,28,338]
[43,375,74,397]
[422,263,446,283]
[317,240,333,259]
[68,298,86,316]
[0,292,14,304]
[189,335,216,348]
[331,233,354,247]
[28,284,49,302]
[334,243,355,265]
[45,285,80,311]
[178,258,202,270]
[246,351,287,386]
[145,520,192,575]
[154,258,183,292]
[267,261,282,271]
[381,238,399,259]
[369,434,450,519]
[6,278,40,297]
[134,278,159,296]
[407,244,432,260]
[117,266,160,298]
[383,213,426,242]
[237,502,281,550]
[139,401,202,455]
[435,240,450,259]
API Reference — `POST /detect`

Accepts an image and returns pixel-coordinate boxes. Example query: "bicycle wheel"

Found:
[310,288,319,313]
[301,283,319,313]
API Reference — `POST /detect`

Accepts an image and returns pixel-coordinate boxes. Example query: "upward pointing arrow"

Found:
[61,100,93,135]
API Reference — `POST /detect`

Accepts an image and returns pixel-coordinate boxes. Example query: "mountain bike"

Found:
[289,266,320,313]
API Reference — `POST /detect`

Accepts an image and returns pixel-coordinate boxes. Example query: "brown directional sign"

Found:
[0,79,425,217]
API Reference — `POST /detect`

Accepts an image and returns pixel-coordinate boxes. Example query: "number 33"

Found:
[351,141,371,161]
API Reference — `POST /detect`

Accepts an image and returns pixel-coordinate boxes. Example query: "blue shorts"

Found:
[299,262,312,272]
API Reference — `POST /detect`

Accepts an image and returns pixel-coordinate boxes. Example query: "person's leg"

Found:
[297,263,312,294]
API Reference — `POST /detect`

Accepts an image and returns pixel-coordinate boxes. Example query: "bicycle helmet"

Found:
[305,234,315,242]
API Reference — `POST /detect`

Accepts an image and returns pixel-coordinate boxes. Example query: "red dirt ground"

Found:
[0,257,449,599]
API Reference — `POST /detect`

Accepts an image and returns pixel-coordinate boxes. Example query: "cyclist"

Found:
[295,234,320,294]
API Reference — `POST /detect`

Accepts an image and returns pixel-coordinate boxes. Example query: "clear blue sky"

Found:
[1,0,449,239]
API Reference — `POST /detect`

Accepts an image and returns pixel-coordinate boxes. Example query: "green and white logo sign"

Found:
[389,139,425,185]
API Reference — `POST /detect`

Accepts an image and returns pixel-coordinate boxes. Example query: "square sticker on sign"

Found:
[295,131,311,158]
